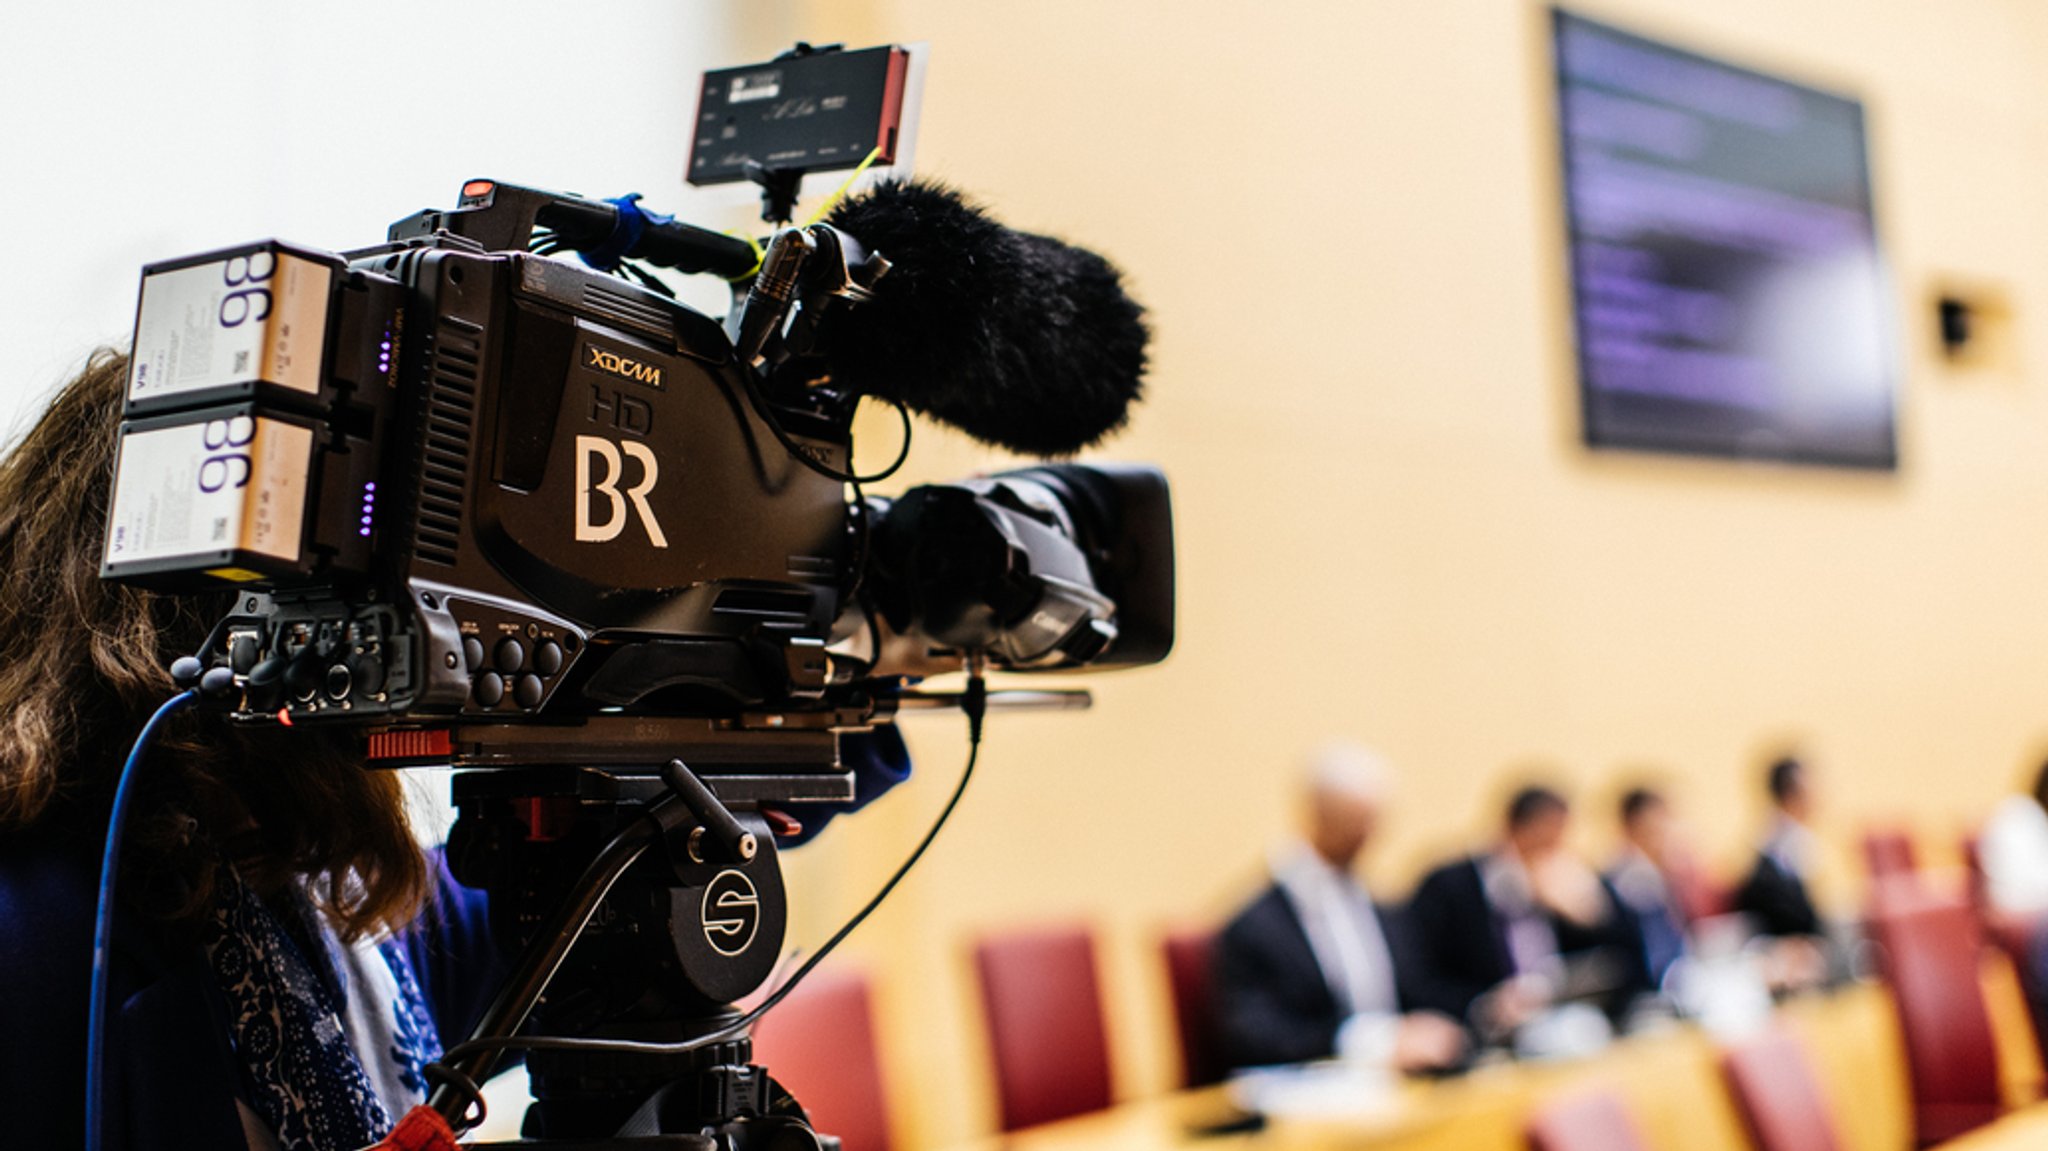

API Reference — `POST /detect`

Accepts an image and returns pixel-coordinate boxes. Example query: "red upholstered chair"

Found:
[1862,828,1919,882]
[748,967,895,1151]
[1866,885,2003,1145]
[971,925,1114,1131]
[1720,1028,1843,1151]
[1159,928,1227,1088]
[1525,1090,1650,1151]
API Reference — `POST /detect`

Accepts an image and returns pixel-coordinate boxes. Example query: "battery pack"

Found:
[101,402,380,590]
[126,240,401,418]
[102,404,317,586]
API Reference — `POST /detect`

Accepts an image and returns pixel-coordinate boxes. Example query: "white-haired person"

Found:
[1211,743,1467,1074]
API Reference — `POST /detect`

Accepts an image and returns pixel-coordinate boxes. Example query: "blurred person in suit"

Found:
[1407,784,1648,1048]
[1605,786,1690,990]
[1979,754,2048,1055]
[1212,743,1467,1073]
[1731,754,1830,992]
[1733,756,1824,938]
[1981,755,2048,925]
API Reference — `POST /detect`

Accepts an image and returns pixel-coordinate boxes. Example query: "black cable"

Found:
[422,1062,488,1130]
[844,479,873,600]
[621,262,678,299]
[736,379,914,487]
[860,596,885,674]
[830,485,884,679]
[433,673,989,1070]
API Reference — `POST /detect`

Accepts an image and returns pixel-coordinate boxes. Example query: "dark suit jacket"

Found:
[1212,881,1425,1070]
[1404,856,1648,1026]
[1733,852,1822,937]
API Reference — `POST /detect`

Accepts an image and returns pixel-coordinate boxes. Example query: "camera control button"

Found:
[473,672,505,708]
[514,674,544,709]
[495,638,525,674]
[533,640,564,677]
[462,636,485,671]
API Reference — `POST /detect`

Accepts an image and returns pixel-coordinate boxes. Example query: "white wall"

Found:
[0,1,750,442]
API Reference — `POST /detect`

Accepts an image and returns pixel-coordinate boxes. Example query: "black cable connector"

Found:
[962,660,989,746]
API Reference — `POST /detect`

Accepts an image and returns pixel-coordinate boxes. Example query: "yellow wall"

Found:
[721,3,2048,1148]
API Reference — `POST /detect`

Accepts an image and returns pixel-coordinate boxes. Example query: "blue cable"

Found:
[86,689,198,1151]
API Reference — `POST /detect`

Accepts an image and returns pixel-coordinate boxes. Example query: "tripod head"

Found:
[437,756,809,1146]
[414,663,1069,1148]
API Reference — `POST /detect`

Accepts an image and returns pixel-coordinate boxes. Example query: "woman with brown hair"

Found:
[0,350,503,1150]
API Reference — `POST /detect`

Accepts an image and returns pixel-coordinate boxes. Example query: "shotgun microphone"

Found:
[820,180,1150,457]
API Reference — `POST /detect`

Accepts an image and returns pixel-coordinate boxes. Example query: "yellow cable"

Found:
[720,147,884,281]
[721,229,766,282]
[804,147,886,227]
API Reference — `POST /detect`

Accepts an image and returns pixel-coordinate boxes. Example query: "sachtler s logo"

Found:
[702,870,760,957]
[587,345,663,387]
[575,435,669,548]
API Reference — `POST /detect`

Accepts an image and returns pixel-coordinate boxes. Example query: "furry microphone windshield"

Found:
[821,180,1149,457]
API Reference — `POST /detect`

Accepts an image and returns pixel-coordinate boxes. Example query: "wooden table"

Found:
[466,954,2040,1150]
[957,983,1911,1151]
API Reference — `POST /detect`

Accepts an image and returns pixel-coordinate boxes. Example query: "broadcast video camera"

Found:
[96,42,1173,1150]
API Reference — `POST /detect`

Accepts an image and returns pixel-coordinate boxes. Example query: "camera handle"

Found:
[387,180,761,280]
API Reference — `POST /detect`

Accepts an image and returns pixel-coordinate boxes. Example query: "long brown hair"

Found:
[0,349,425,939]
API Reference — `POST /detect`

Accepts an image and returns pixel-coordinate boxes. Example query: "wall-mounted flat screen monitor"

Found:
[1553,10,1897,469]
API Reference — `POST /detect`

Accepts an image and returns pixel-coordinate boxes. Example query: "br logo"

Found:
[702,870,761,957]
[574,434,668,548]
